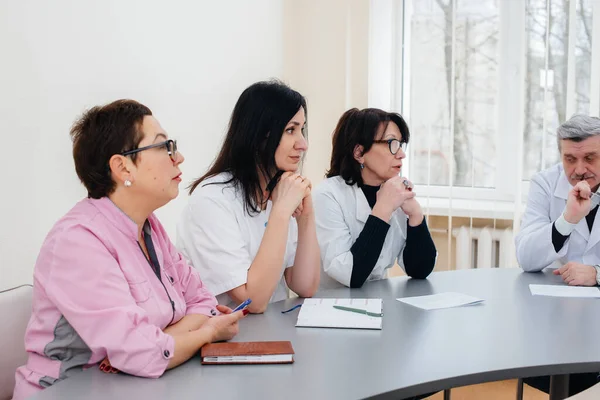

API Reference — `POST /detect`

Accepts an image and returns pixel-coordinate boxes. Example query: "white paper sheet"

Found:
[296,298,383,330]
[397,292,484,310]
[529,284,600,298]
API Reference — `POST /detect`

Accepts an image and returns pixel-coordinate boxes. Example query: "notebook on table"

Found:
[296,298,383,330]
[200,341,295,364]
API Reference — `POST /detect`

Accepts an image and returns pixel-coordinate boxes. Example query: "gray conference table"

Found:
[32,268,600,400]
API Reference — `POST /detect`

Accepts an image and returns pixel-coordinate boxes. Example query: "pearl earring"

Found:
[124,180,132,187]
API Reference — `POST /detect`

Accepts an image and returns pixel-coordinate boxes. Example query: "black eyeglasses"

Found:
[121,139,178,162]
[373,139,406,155]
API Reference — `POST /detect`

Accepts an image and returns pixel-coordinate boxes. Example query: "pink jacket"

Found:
[13,197,218,399]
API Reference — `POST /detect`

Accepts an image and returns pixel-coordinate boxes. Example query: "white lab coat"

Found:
[515,163,600,271]
[313,176,408,289]
[176,172,297,306]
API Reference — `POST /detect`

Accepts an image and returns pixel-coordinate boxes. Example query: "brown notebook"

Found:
[200,341,295,365]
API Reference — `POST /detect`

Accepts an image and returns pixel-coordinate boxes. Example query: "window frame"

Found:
[368,0,600,218]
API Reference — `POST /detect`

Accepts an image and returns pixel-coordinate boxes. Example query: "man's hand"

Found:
[553,262,598,286]
[564,181,593,224]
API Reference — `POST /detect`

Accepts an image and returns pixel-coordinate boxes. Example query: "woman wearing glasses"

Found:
[13,100,244,400]
[177,81,320,313]
[314,108,436,290]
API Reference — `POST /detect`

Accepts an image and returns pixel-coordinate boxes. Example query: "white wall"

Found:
[283,0,369,186]
[0,0,283,290]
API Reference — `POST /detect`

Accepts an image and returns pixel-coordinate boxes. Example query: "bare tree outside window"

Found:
[407,0,593,186]
[521,0,590,179]
[409,0,498,188]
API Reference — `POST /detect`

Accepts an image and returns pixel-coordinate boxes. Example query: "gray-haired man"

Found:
[516,114,600,395]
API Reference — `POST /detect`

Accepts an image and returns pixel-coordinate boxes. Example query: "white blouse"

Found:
[177,172,298,306]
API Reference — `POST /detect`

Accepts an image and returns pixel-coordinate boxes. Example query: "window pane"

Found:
[408,0,498,188]
[523,0,572,180]
[408,0,451,186]
[576,0,592,114]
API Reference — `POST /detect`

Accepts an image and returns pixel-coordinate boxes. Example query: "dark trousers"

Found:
[524,373,600,396]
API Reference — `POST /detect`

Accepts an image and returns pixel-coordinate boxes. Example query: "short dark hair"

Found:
[189,80,307,215]
[326,108,410,186]
[70,99,152,199]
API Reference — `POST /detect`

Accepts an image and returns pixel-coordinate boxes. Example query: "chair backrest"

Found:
[0,285,33,400]
[566,381,600,399]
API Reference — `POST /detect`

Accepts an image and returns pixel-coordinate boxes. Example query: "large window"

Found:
[370,0,600,212]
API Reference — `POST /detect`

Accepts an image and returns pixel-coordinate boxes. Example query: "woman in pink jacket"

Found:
[13,100,246,399]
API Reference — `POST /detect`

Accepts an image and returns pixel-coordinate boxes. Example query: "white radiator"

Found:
[451,227,517,269]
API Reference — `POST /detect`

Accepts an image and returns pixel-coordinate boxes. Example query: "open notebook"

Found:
[296,298,383,330]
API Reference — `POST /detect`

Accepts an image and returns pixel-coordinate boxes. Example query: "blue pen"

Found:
[281,304,302,314]
[232,298,252,312]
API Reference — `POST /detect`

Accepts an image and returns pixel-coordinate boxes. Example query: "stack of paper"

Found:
[529,284,600,298]
[397,292,484,310]
[296,298,383,330]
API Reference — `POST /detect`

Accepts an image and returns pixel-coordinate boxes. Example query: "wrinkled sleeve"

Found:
[400,218,436,279]
[515,174,568,271]
[45,225,174,378]
[349,215,390,288]
[314,189,355,287]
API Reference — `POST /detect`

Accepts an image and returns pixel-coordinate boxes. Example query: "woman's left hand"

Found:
[400,197,424,226]
[292,177,313,220]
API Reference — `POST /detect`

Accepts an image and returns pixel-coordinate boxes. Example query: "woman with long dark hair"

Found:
[177,80,320,313]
